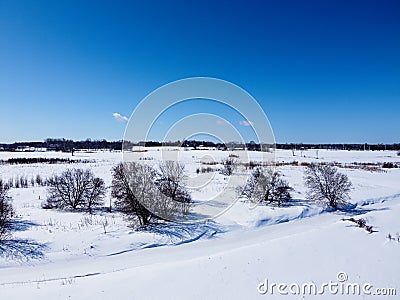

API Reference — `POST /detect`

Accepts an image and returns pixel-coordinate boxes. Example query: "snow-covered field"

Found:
[0,149,399,299]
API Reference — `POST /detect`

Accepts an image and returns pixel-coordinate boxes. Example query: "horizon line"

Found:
[1,139,399,146]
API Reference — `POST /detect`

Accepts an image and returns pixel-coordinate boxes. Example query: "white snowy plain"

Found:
[0,149,399,299]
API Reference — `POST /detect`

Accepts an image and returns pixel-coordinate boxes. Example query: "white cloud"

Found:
[216,119,229,126]
[113,112,128,122]
[239,120,254,126]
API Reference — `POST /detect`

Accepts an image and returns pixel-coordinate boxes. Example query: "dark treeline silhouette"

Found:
[0,139,123,152]
[277,143,400,151]
[0,157,92,165]
[0,139,399,152]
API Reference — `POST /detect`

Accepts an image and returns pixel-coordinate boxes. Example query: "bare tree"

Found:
[86,177,107,214]
[0,180,14,241]
[304,164,352,208]
[112,162,192,228]
[156,161,191,216]
[241,167,293,206]
[111,162,158,228]
[44,168,106,212]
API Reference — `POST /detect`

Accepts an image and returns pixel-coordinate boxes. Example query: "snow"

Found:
[0,149,399,299]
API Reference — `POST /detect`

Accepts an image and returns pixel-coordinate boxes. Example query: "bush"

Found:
[220,158,237,176]
[304,164,352,208]
[35,174,43,186]
[382,162,397,168]
[201,167,214,173]
[342,217,375,233]
[241,167,293,206]
[0,180,14,241]
[44,168,106,213]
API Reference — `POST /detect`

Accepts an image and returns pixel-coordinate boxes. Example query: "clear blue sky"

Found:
[1,0,399,144]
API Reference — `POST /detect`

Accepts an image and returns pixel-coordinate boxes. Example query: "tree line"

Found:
[1,139,400,152]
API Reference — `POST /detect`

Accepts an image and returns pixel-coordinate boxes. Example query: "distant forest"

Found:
[0,138,399,152]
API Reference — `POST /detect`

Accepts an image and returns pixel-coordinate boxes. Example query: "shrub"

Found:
[220,158,237,176]
[201,167,214,173]
[342,217,375,233]
[382,162,397,168]
[7,178,13,189]
[356,218,366,228]
[241,167,293,206]
[304,164,352,208]
[35,174,43,186]
[245,160,260,169]
[44,168,106,213]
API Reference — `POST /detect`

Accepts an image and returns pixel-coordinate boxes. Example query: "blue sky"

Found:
[0,0,399,143]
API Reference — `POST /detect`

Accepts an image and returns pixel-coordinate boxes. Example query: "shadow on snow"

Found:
[0,239,47,261]
[0,218,46,261]
[9,219,41,232]
[107,221,225,256]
